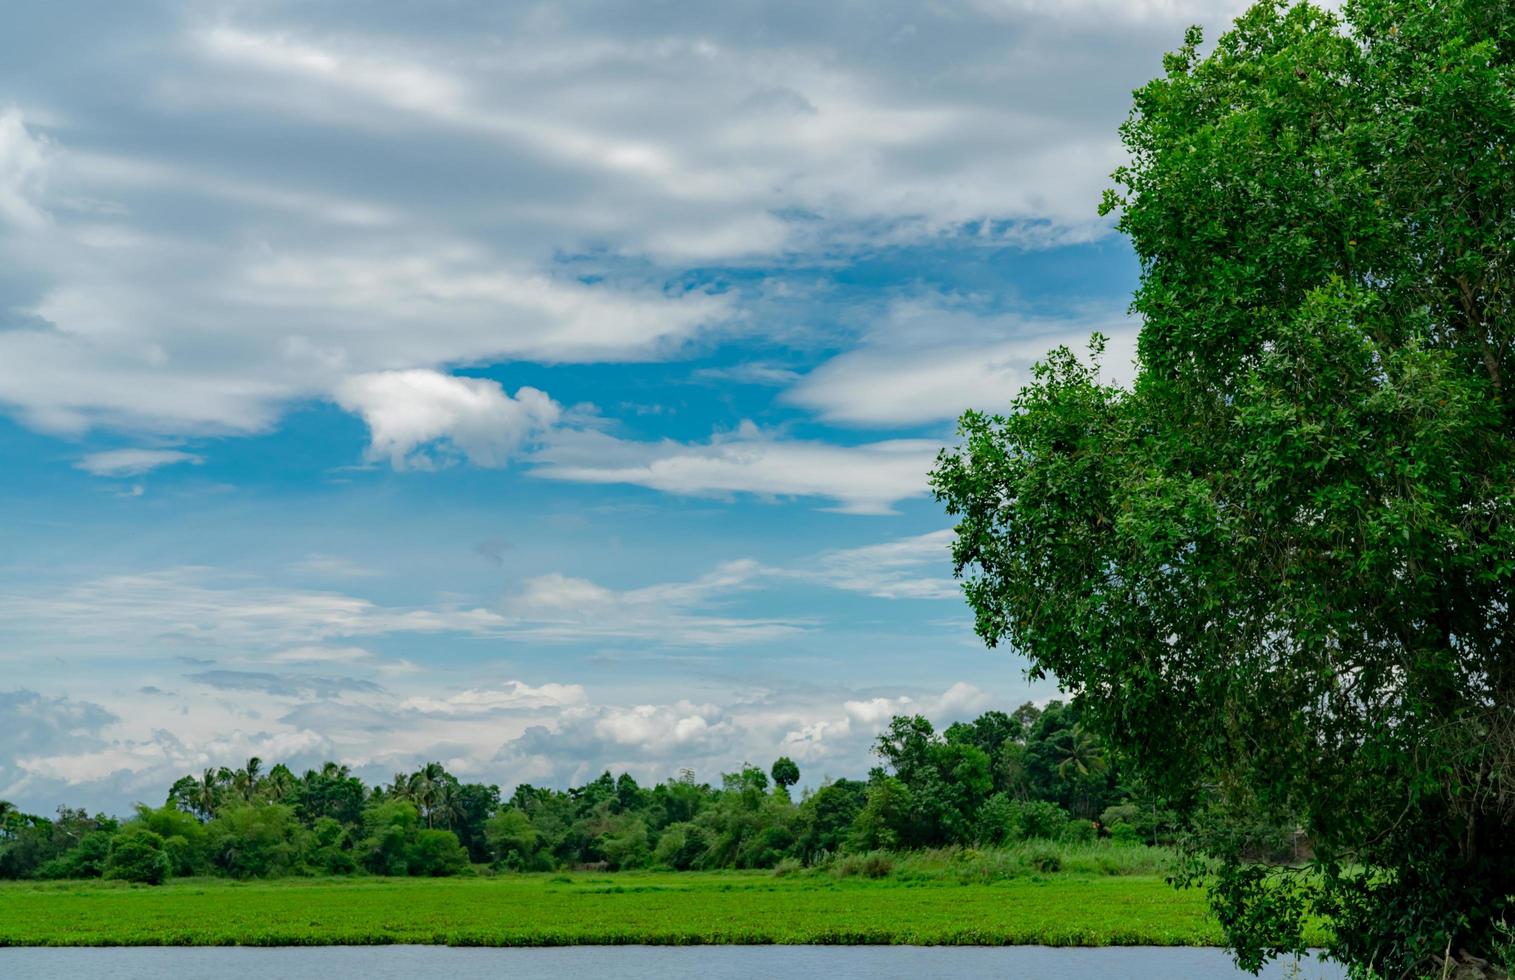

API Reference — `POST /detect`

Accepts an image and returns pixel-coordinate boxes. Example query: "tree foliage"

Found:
[932,0,1515,972]
[0,705,1162,884]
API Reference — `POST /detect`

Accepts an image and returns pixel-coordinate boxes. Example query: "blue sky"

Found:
[0,0,1246,815]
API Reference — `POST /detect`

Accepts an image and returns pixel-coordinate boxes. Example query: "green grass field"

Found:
[0,871,1236,947]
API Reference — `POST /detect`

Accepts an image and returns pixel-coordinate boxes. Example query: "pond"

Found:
[0,944,1346,979]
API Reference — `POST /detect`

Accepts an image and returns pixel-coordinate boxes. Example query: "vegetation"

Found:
[1,704,1206,886]
[932,0,1515,975]
[0,867,1253,948]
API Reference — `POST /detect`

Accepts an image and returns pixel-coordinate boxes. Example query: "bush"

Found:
[1110,823,1141,846]
[1060,819,1097,845]
[1009,800,1069,841]
[103,829,170,885]
[36,829,114,880]
[132,804,205,875]
[833,851,893,878]
[772,856,803,877]
[407,829,471,877]
[974,793,1016,846]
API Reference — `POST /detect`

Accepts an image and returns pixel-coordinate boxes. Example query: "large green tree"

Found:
[932,0,1515,974]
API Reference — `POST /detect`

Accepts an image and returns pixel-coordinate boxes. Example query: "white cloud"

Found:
[800,529,959,599]
[400,681,589,716]
[334,369,560,469]
[75,448,204,477]
[785,302,1140,427]
[267,645,375,664]
[0,108,50,228]
[690,362,801,387]
[532,422,939,514]
[502,560,805,646]
[0,567,510,656]
[0,0,1225,439]
[498,680,994,787]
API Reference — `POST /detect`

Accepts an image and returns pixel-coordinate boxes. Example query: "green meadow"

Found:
[0,870,1247,948]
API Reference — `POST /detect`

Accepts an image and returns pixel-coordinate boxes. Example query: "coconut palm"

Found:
[194,768,224,819]
[1052,724,1106,781]
[262,764,296,803]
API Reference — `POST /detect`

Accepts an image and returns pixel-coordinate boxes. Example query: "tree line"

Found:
[0,701,1192,884]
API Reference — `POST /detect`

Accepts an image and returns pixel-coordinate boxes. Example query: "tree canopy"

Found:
[0,704,1173,884]
[932,0,1514,973]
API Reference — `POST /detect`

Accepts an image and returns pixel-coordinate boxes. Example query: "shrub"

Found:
[36,829,114,880]
[1009,800,1069,841]
[1110,823,1141,846]
[772,856,803,877]
[974,793,1016,846]
[1060,819,1097,845]
[833,851,894,879]
[132,804,206,876]
[406,829,471,877]
[103,828,170,885]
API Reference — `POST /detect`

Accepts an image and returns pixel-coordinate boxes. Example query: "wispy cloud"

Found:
[532,422,939,515]
[75,448,204,477]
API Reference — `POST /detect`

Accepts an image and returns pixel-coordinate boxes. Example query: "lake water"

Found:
[0,945,1346,979]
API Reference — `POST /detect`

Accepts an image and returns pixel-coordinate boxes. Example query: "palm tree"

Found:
[262,764,296,803]
[232,756,264,802]
[1052,725,1106,780]
[0,800,16,840]
[430,778,463,831]
[403,762,449,827]
[195,768,223,819]
[1051,725,1108,819]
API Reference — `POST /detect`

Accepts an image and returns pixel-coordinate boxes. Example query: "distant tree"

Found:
[485,809,547,871]
[406,828,470,876]
[295,762,366,826]
[103,828,169,885]
[795,779,866,860]
[205,804,304,879]
[358,800,420,876]
[769,757,800,793]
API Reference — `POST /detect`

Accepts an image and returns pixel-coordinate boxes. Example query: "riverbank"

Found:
[0,871,1287,947]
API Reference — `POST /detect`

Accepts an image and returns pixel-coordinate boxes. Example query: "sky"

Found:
[0,0,1252,816]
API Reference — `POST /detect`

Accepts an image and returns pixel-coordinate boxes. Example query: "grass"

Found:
[0,844,1330,948]
[0,872,1224,947]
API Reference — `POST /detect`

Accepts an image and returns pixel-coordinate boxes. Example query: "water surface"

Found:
[0,944,1346,979]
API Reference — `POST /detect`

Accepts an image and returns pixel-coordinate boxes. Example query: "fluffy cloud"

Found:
[0,690,117,792]
[2,672,1003,814]
[532,422,939,514]
[498,680,994,786]
[335,369,560,468]
[75,448,204,477]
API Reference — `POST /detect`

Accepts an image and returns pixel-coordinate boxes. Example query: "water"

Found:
[0,945,1346,979]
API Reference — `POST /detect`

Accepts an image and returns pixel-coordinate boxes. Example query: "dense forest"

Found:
[0,701,1198,884]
